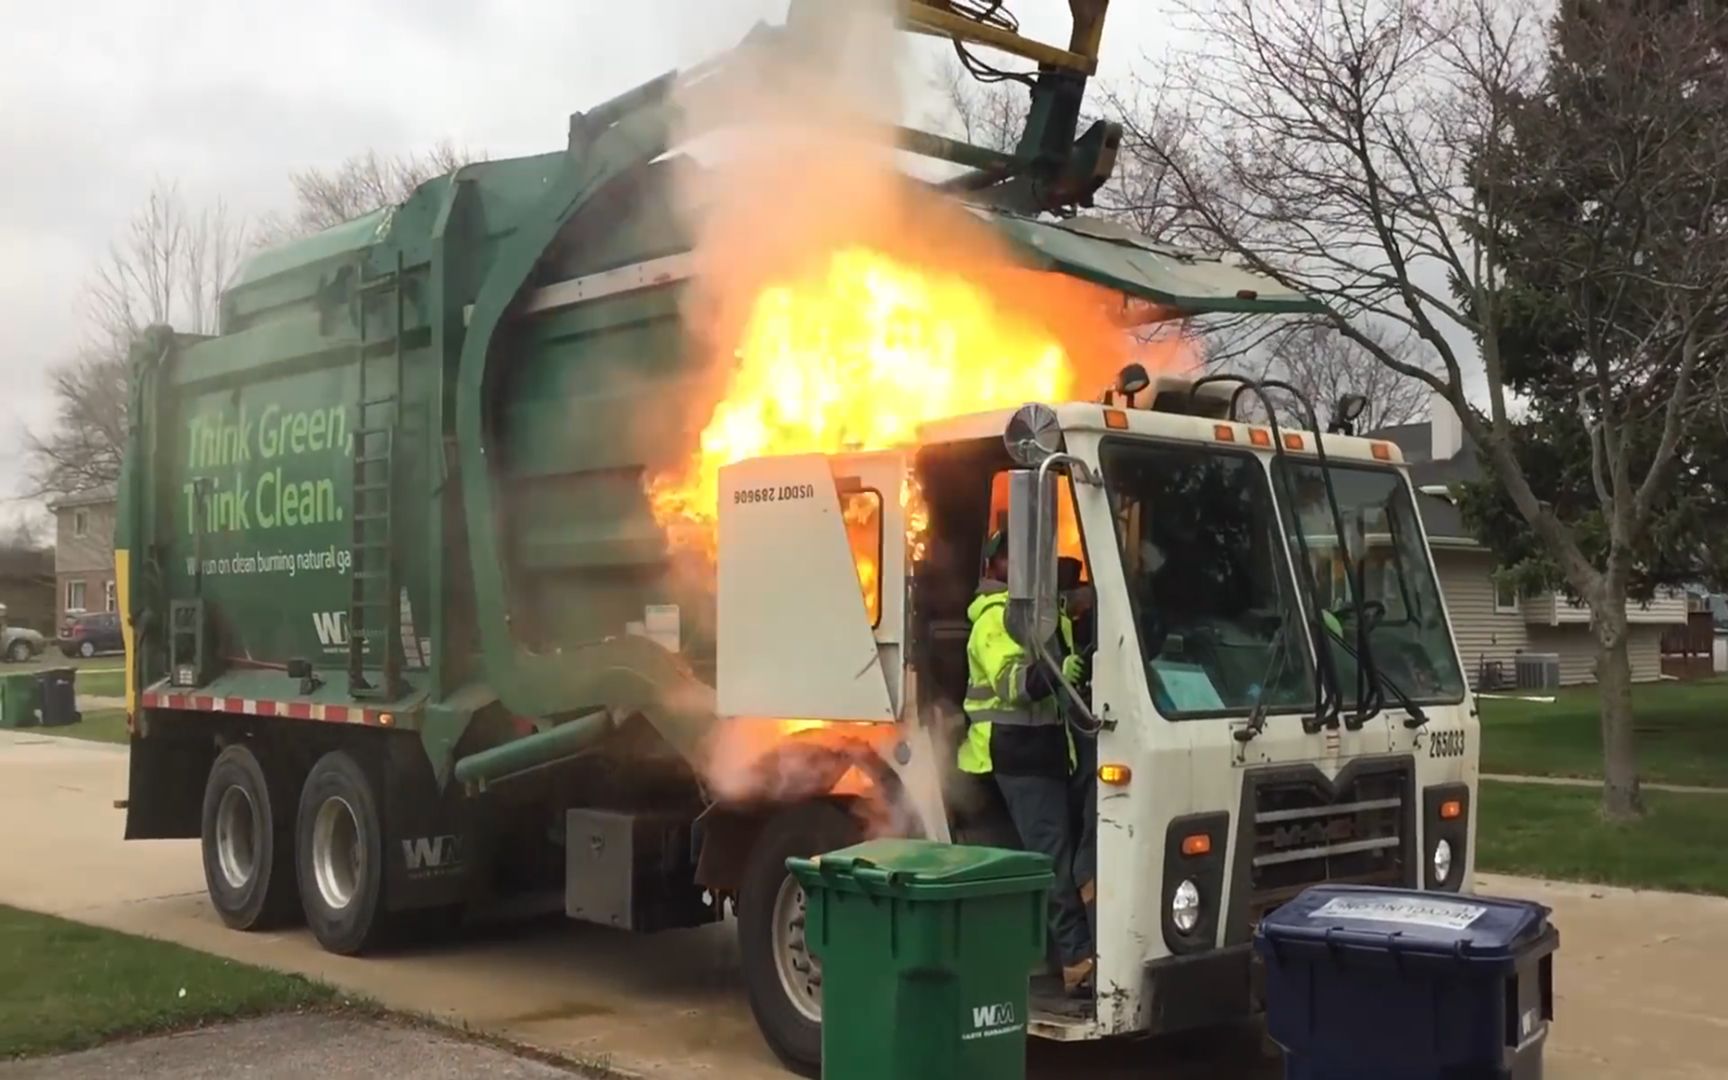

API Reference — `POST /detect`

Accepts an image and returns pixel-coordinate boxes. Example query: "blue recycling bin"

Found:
[1256,885,1558,1080]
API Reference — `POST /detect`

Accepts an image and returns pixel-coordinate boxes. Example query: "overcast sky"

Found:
[0,1,1195,516]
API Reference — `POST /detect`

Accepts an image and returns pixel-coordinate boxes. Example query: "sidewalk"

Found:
[1484,773,1728,796]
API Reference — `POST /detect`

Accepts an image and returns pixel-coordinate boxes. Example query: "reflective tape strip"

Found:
[964,706,1061,728]
[139,687,398,727]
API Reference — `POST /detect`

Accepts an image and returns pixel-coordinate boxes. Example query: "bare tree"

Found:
[26,181,248,496]
[1220,321,1433,431]
[257,140,477,242]
[86,181,245,346]
[1122,0,1728,819]
[936,62,1027,155]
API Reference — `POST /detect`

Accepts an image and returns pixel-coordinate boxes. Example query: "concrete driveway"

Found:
[3,730,1725,1079]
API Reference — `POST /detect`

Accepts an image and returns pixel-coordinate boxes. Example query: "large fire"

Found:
[649,244,1098,553]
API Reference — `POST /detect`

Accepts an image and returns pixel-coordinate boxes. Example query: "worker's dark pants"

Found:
[995,772,1094,968]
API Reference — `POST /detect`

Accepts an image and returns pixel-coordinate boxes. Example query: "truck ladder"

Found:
[347,253,404,700]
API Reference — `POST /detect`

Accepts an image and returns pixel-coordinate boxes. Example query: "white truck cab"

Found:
[717,374,1480,1045]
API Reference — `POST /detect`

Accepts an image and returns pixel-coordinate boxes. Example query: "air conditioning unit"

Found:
[1515,653,1560,690]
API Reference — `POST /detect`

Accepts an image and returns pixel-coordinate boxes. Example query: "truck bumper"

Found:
[1144,943,1255,1035]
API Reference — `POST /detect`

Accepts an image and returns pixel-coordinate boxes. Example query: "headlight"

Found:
[1433,838,1453,884]
[1171,879,1201,934]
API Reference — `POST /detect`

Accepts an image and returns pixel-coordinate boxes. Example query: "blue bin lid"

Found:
[1257,885,1551,963]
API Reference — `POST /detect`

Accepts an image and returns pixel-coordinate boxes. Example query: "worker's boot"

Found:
[1062,956,1095,997]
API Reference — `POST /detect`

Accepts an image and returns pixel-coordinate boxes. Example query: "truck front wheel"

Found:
[200,744,297,930]
[738,800,863,1078]
[296,750,386,955]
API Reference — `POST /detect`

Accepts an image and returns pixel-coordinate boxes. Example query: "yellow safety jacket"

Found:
[957,583,1075,775]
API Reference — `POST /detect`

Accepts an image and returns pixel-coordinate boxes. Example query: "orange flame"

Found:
[650,246,1086,546]
[649,155,1194,560]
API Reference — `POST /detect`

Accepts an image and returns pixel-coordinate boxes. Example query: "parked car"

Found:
[2,624,47,663]
[61,611,123,658]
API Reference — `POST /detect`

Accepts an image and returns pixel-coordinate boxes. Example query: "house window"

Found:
[72,510,88,538]
[66,580,86,614]
[1494,575,1519,614]
[104,580,117,613]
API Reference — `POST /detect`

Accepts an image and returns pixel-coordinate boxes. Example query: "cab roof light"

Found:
[1249,428,1272,448]
[1104,408,1129,430]
[1372,441,1394,461]
[1283,433,1305,451]
[1213,424,1237,443]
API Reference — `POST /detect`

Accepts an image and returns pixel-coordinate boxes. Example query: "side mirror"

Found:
[1005,469,1060,649]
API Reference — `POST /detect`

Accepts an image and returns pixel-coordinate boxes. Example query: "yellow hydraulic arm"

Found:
[899,0,1111,76]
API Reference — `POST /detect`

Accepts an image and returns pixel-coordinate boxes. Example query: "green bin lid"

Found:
[787,838,1053,900]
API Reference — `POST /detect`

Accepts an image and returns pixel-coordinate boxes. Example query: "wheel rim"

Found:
[311,795,363,911]
[770,875,823,1024]
[214,785,258,890]
[80,642,94,657]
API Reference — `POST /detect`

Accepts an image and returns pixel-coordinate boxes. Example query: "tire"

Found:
[738,801,864,1078]
[200,744,298,930]
[79,640,95,658]
[296,750,386,955]
[6,641,28,663]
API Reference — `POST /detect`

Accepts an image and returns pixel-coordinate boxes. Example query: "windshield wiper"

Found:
[1235,619,1291,744]
[1321,621,1429,729]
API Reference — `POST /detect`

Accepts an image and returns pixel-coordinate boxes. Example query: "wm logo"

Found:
[971,1002,1017,1029]
[312,611,348,648]
[401,835,462,872]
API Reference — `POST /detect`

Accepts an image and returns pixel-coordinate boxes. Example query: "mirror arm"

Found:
[1037,452,1099,487]
[1029,452,1102,734]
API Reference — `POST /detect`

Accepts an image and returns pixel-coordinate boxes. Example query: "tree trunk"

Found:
[1593,598,1644,821]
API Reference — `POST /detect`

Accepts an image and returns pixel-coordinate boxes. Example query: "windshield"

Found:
[1273,460,1466,706]
[1101,439,1316,718]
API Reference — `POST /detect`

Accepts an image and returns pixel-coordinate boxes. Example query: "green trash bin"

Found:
[0,670,43,728]
[787,838,1053,1080]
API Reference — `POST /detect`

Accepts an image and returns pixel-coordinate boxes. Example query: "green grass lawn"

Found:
[0,905,337,1058]
[1477,780,1728,895]
[1479,678,1728,787]
[42,708,130,745]
[74,669,127,698]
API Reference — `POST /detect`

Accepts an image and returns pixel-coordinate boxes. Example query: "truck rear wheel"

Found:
[738,800,863,1078]
[295,750,386,955]
[200,744,297,930]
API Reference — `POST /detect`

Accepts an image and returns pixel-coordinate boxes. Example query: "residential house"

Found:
[0,544,55,633]
[1371,400,1686,688]
[48,487,118,629]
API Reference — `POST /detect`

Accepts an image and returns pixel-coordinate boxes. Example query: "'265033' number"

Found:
[1428,730,1467,758]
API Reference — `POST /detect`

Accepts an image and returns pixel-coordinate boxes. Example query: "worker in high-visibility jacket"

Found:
[957,532,1094,993]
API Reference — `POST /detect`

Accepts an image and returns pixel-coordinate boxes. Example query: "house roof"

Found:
[1371,422,1431,462]
[47,486,117,512]
[1366,423,1484,489]
[1414,492,1479,546]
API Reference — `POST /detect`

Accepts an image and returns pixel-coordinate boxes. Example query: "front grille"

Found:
[1244,762,1411,922]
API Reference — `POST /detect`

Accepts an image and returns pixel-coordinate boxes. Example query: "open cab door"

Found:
[717,451,907,722]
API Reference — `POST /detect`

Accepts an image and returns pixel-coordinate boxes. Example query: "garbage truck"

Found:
[115,2,1480,1072]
